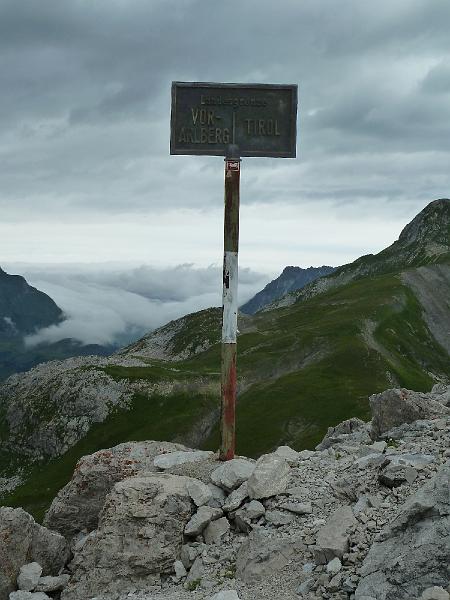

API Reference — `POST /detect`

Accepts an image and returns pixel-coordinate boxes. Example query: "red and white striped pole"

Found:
[220,149,240,460]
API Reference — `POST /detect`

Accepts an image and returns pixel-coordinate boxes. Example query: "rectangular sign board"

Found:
[170,82,297,158]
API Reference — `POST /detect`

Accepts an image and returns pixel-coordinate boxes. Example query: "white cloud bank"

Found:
[14,263,269,348]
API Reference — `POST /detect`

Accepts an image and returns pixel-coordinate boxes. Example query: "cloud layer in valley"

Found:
[10,263,268,347]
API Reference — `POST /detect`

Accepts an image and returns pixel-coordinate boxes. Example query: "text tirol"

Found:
[170,82,297,158]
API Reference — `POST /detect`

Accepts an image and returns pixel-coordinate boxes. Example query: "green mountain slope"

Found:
[1,199,450,520]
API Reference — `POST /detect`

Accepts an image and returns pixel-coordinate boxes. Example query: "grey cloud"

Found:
[0,0,449,225]
[16,263,268,347]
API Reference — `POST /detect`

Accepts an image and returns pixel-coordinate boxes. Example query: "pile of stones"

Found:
[1,384,449,600]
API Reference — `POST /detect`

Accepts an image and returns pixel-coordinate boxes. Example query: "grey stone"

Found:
[44,440,190,538]
[421,587,450,600]
[236,529,297,584]
[326,557,342,575]
[244,500,265,519]
[296,578,314,595]
[207,483,227,508]
[265,509,294,527]
[223,482,248,512]
[356,465,450,600]
[10,594,51,600]
[316,418,371,450]
[247,454,290,499]
[210,459,255,491]
[378,464,418,488]
[186,479,213,507]
[355,453,385,469]
[154,450,214,470]
[203,517,230,544]
[35,575,70,593]
[173,560,187,580]
[61,474,197,600]
[180,544,199,570]
[184,506,222,536]
[281,501,312,515]
[315,506,357,562]
[273,445,299,465]
[0,507,69,600]
[370,388,449,438]
[17,563,42,592]
[209,591,240,600]
[185,556,204,587]
[386,452,435,469]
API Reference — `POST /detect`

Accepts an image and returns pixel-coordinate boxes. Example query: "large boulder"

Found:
[0,507,68,600]
[61,474,197,600]
[315,506,357,563]
[355,464,450,600]
[370,388,449,438]
[43,440,191,538]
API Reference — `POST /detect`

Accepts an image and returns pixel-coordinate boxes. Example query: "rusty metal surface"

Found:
[220,342,237,461]
[171,82,297,158]
[220,158,241,460]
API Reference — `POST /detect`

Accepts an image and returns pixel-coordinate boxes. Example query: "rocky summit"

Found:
[1,383,449,600]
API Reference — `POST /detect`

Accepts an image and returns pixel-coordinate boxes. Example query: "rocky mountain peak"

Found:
[398,198,450,249]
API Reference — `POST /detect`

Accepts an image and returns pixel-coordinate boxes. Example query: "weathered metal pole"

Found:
[220,146,241,461]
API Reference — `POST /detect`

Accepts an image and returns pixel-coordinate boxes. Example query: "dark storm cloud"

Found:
[0,0,449,221]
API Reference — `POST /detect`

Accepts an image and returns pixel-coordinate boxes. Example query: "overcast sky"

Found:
[2,0,450,344]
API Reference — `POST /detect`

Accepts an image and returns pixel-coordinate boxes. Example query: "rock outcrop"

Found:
[43,440,192,538]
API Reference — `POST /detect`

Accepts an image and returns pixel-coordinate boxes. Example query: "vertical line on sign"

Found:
[232,111,236,145]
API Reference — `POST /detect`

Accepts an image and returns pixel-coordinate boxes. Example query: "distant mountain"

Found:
[0,267,112,380]
[240,265,336,314]
[0,267,63,336]
[267,198,450,310]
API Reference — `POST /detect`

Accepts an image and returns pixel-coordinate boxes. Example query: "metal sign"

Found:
[171,82,297,158]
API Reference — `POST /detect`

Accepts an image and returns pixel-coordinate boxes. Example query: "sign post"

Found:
[170,82,297,460]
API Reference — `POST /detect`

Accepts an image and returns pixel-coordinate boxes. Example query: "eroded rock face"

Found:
[370,388,449,438]
[61,474,196,600]
[355,464,450,600]
[316,418,372,450]
[43,440,191,539]
[0,507,68,600]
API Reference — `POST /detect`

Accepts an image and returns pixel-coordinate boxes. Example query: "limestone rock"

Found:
[281,501,312,515]
[44,440,191,538]
[370,388,449,438]
[223,482,248,512]
[244,500,265,520]
[378,464,418,487]
[210,459,255,491]
[210,591,241,600]
[421,587,450,600]
[34,575,70,593]
[315,506,357,563]
[273,445,299,465]
[316,418,372,450]
[184,506,222,537]
[203,517,230,544]
[247,454,290,499]
[355,465,450,600]
[186,479,213,507]
[265,509,294,527]
[61,474,197,600]
[17,563,42,592]
[154,450,214,470]
[9,593,51,600]
[236,529,297,584]
[0,507,68,600]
